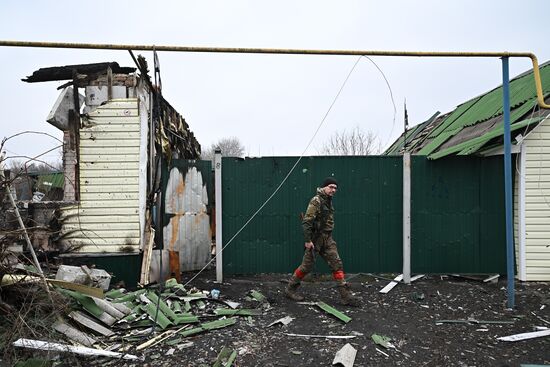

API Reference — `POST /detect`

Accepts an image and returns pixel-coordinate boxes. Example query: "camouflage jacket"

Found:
[302,188,335,242]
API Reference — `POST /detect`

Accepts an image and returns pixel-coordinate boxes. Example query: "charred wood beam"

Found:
[23,62,135,83]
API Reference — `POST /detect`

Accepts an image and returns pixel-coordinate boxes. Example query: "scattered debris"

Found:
[285,333,357,339]
[379,274,403,294]
[267,316,294,327]
[435,319,515,325]
[13,338,140,360]
[375,348,390,357]
[249,290,267,303]
[371,333,395,349]
[497,328,550,342]
[55,265,111,290]
[212,346,237,367]
[332,343,357,367]
[316,301,352,323]
[483,274,500,283]
[52,320,97,347]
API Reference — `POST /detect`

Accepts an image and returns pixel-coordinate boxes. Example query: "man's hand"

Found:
[305,241,314,250]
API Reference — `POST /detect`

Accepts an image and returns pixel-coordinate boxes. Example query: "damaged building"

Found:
[10,58,205,286]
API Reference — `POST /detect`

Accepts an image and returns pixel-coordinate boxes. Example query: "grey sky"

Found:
[0,0,548,163]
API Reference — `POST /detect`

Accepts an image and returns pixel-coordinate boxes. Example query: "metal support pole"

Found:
[403,153,411,284]
[502,57,515,309]
[214,149,223,283]
[0,153,44,275]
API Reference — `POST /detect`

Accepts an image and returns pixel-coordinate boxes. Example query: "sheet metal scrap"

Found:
[332,343,357,367]
[316,302,352,324]
[248,290,267,303]
[371,334,395,349]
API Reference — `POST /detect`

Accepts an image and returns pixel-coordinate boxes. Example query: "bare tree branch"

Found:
[318,126,380,155]
[201,136,245,160]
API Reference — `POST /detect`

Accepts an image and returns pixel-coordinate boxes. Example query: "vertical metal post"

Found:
[403,152,411,283]
[0,155,43,275]
[214,149,223,283]
[502,57,515,309]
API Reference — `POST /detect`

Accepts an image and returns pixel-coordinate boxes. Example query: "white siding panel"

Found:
[81,131,141,140]
[81,184,139,193]
[60,99,141,253]
[82,124,140,133]
[80,139,140,148]
[522,117,550,280]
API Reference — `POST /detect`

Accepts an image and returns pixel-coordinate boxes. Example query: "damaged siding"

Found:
[60,99,141,252]
[163,165,211,271]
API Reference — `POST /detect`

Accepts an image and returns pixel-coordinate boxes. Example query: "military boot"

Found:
[338,283,359,307]
[284,276,304,302]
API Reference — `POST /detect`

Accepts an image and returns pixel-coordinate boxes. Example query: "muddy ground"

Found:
[9,271,547,366]
[87,270,550,367]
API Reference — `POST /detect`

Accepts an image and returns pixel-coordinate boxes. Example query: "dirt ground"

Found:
[90,270,550,367]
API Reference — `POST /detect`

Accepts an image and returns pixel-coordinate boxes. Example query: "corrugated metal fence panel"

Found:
[221,156,403,274]
[61,99,141,252]
[411,156,506,273]
[162,159,213,271]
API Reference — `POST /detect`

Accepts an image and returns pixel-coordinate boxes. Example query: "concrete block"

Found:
[56,265,111,290]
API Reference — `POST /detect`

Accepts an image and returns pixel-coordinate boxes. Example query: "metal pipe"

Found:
[502,57,515,309]
[0,40,548,109]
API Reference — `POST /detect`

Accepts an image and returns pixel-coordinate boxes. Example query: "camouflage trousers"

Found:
[294,233,346,285]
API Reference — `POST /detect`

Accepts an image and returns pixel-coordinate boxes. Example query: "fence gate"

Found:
[162,159,213,271]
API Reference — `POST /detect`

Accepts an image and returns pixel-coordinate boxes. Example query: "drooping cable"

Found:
[179,56,364,289]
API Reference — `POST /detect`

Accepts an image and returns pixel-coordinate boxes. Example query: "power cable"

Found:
[359,56,397,149]
[178,56,364,290]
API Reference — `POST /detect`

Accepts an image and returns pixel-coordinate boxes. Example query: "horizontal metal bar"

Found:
[0,40,547,109]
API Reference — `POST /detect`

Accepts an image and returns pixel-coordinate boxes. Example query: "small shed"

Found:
[384,61,550,281]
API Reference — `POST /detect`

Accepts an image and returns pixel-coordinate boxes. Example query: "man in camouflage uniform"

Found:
[285,177,358,306]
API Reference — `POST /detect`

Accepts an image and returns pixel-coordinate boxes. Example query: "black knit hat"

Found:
[321,177,338,188]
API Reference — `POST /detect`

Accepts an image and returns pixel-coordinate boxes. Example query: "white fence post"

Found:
[214,149,223,283]
[403,153,411,284]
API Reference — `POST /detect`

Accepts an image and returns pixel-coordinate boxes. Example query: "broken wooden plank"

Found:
[136,325,189,351]
[332,343,357,367]
[379,274,403,294]
[285,333,356,339]
[497,329,550,342]
[0,274,104,298]
[13,338,139,360]
[53,321,97,347]
[317,302,351,324]
[68,311,114,337]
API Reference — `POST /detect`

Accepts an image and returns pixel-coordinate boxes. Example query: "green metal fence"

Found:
[221,155,506,275]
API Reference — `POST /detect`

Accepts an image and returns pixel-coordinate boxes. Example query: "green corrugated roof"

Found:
[417,61,550,157]
[428,116,544,160]
[383,112,439,155]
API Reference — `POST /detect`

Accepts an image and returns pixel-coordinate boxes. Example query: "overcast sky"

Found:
[0,0,548,163]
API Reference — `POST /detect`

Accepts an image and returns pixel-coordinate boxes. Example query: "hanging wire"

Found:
[175,56,365,291]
